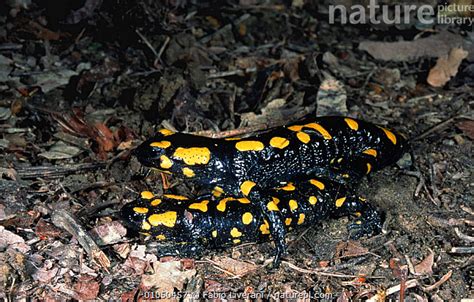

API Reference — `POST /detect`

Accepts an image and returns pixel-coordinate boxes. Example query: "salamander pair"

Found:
[121,116,408,264]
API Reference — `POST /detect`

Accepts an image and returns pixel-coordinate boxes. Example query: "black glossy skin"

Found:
[131,116,408,264]
[121,177,382,257]
[135,116,408,195]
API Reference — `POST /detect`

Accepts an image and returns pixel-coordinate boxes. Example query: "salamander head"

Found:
[134,130,176,169]
[120,193,193,242]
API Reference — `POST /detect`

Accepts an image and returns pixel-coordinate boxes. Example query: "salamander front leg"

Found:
[333,194,384,239]
[241,181,287,268]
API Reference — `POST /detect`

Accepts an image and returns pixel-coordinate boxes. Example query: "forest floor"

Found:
[0,0,473,301]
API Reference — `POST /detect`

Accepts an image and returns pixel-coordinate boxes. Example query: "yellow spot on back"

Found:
[235,140,265,151]
[363,149,378,157]
[150,199,162,206]
[279,182,296,191]
[141,191,154,199]
[270,137,290,149]
[216,197,233,212]
[173,147,211,165]
[150,141,171,148]
[163,194,188,200]
[297,213,305,225]
[304,123,332,140]
[216,197,250,212]
[233,239,241,244]
[366,163,372,174]
[272,197,280,205]
[342,174,350,178]
[344,118,359,131]
[230,227,242,238]
[260,220,270,235]
[212,230,217,238]
[156,234,166,240]
[381,127,397,145]
[289,200,298,211]
[285,218,292,226]
[212,186,224,197]
[160,155,173,169]
[239,198,251,204]
[267,200,280,211]
[182,167,195,178]
[133,207,149,214]
[142,221,151,231]
[288,125,303,131]
[159,129,175,136]
[309,179,325,190]
[189,200,209,212]
[335,197,347,207]
[240,180,256,196]
[308,196,318,205]
[296,131,310,144]
[148,211,177,227]
[242,212,253,225]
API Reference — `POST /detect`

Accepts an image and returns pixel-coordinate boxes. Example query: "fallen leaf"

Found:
[359,31,463,62]
[317,78,348,116]
[427,48,468,87]
[211,256,258,276]
[90,221,127,246]
[141,260,196,298]
[38,141,83,160]
[456,120,474,140]
[414,252,434,275]
[32,260,58,283]
[74,275,100,300]
[0,226,30,253]
[334,241,369,259]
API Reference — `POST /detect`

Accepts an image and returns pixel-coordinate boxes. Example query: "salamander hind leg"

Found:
[241,181,287,268]
[332,193,384,239]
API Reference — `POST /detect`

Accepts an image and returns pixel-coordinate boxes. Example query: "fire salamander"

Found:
[131,116,408,265]
[121,177,382,257]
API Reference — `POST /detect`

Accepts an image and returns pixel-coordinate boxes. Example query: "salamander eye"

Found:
[134,137,169,167]
[120,201,150,232]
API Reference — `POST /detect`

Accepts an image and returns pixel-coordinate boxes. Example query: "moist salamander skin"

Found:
[131,116,408,264]
[121,177,382,258]
[134,116,408,197]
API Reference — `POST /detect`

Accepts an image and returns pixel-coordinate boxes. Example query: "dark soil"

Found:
[0,0,472,300]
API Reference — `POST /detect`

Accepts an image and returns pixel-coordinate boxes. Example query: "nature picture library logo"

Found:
[328,0,474,26]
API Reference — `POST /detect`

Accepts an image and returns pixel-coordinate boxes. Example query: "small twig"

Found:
[422,270,452,292]
[449,247,474,254]
[385,279,418,296]
[454,227,474,243]
[16,162,106,179]
[156,36,170,61]
[51,210,110,271]
[282,261,385,279]
[136,29,159,58]
[411,116,457,142]
[200,258,241,279]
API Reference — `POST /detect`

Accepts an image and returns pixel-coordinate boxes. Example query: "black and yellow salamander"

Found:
[121,177,382,258]
[132,116,408,265]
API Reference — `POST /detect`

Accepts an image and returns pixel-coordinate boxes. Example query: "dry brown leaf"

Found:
[211,256,258,276]
[73,275,100,300]
[90,221,127,245]
[414,252,434,275]
[427,48,468,87]
[359,31,463,62]
[456,120,474,140]
[334,240,369,259]
[141,260,196,298]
